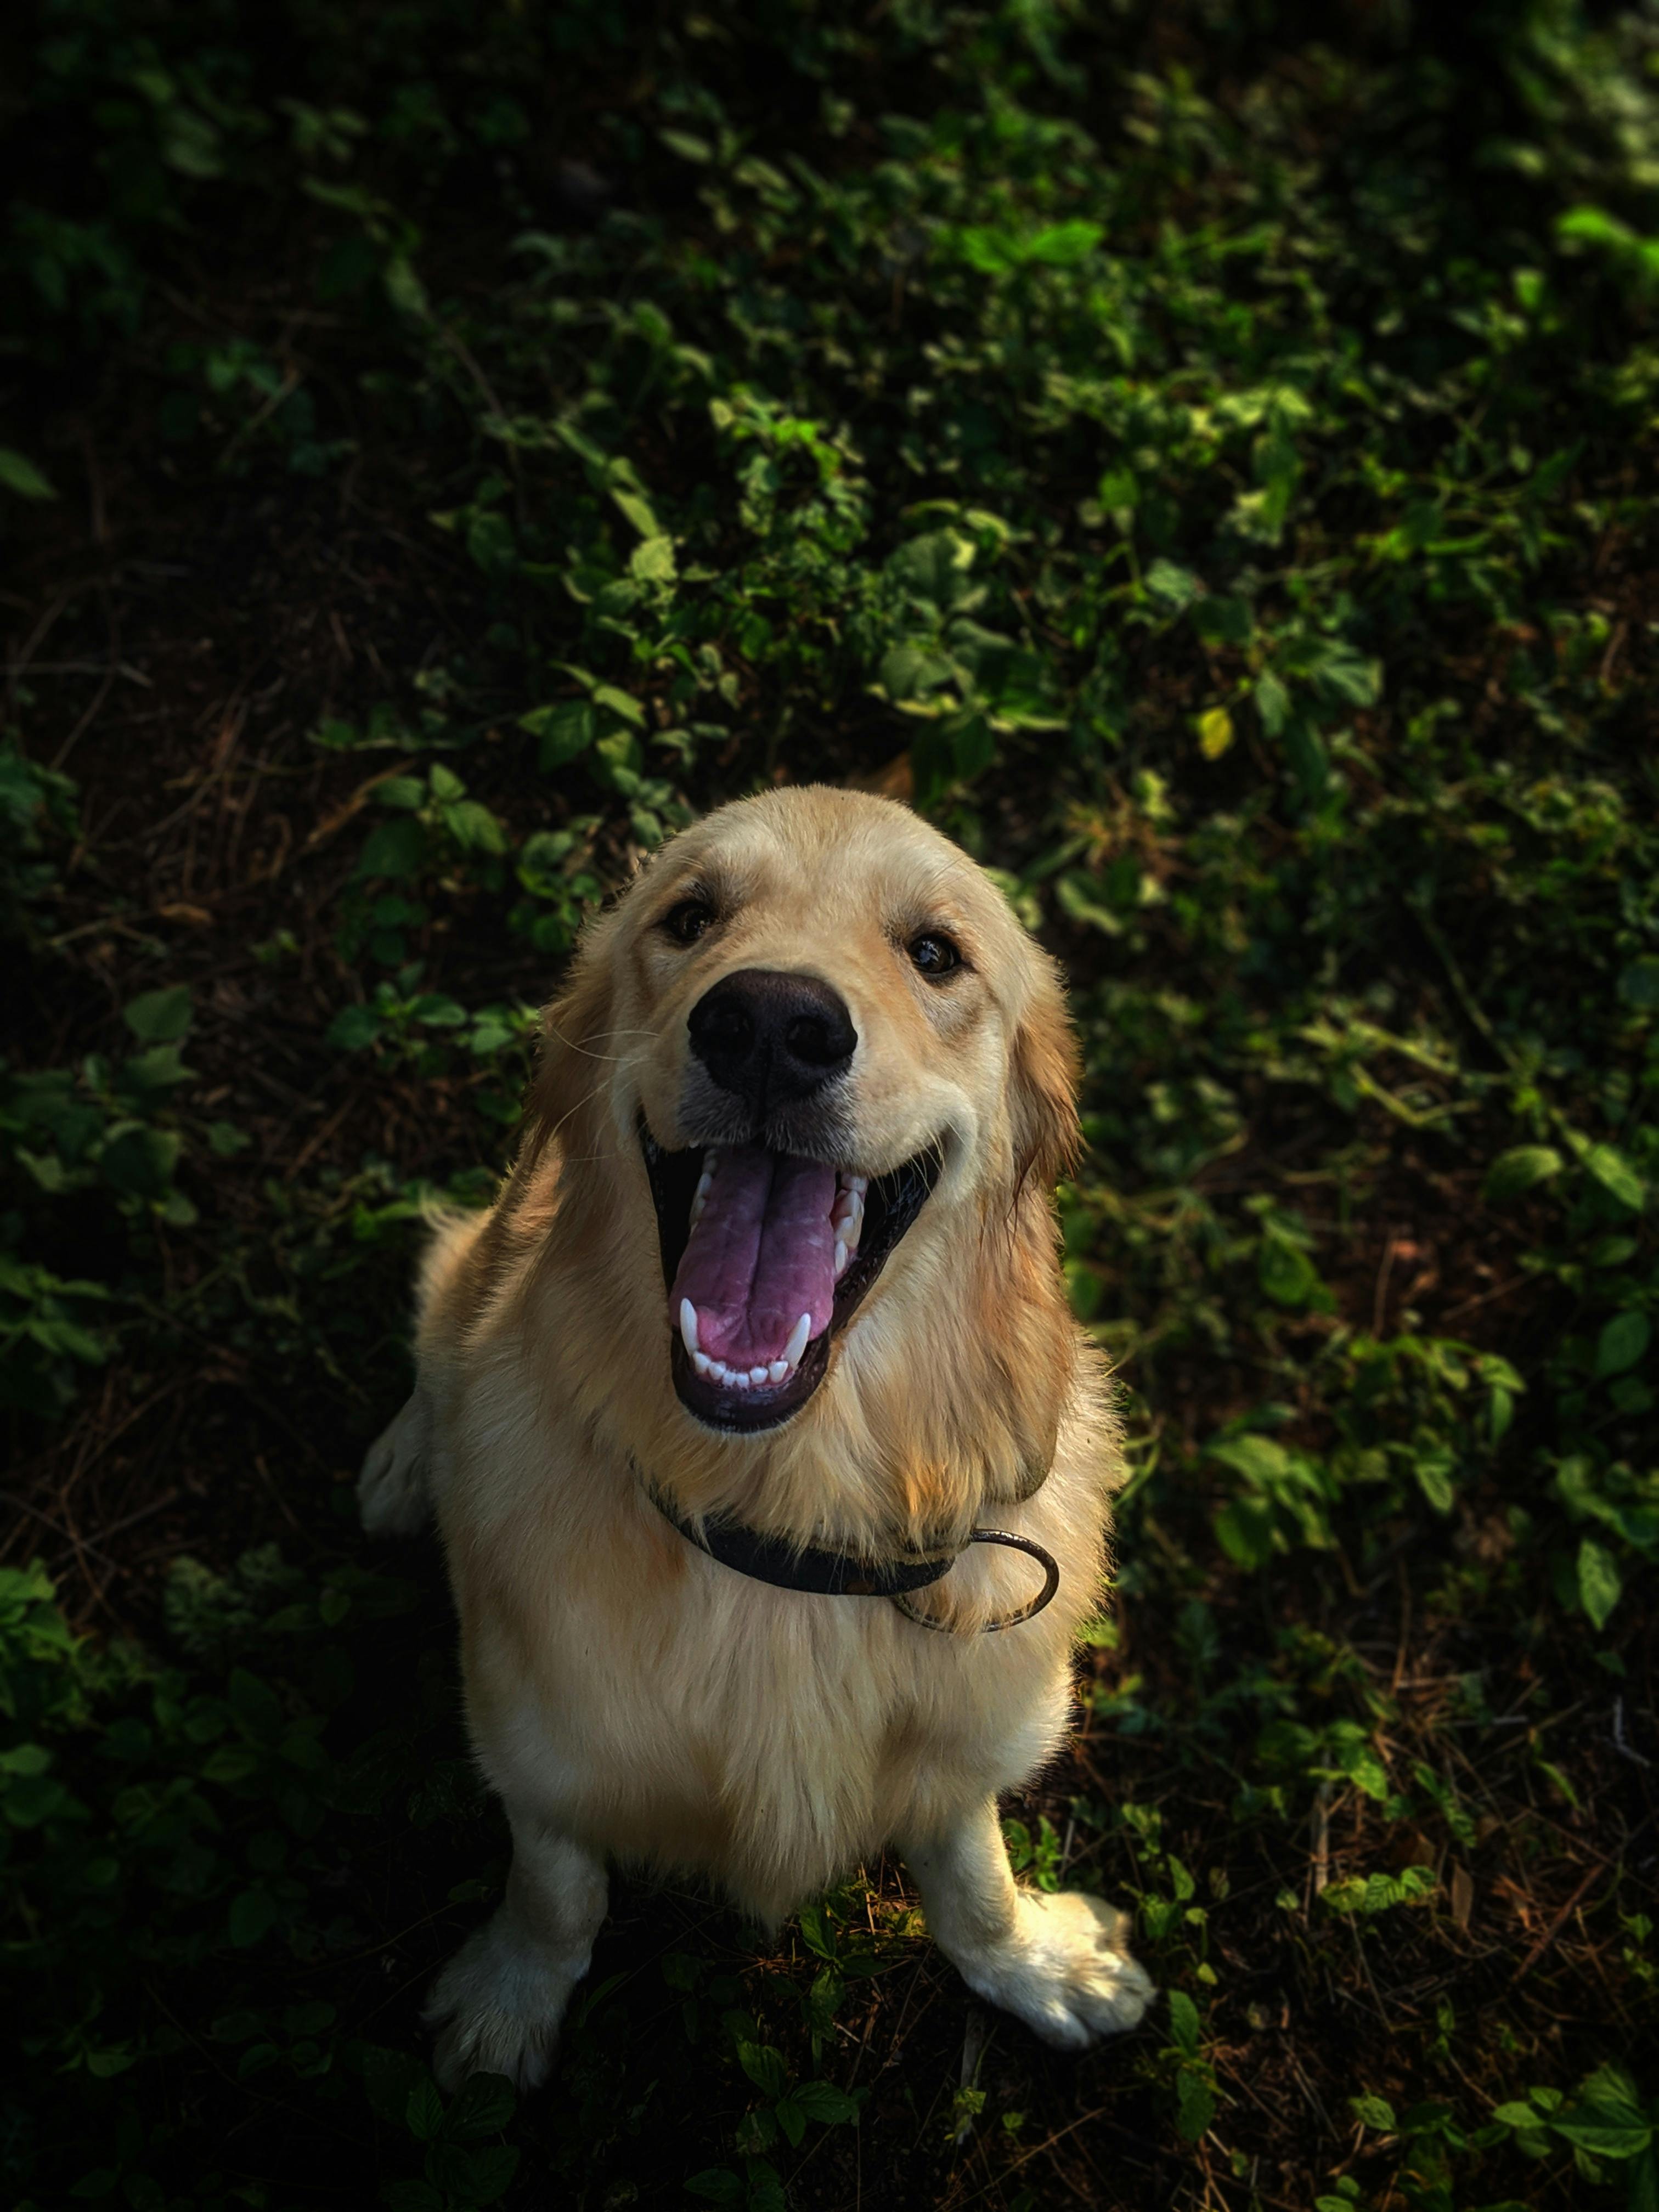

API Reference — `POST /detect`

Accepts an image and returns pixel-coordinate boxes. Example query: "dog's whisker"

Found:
[540,1015,667,1063]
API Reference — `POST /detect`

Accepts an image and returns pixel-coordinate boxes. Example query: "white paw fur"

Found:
[358,1389,431,1537]
[951,1890,1155,2051]
[424,1912,590,2094]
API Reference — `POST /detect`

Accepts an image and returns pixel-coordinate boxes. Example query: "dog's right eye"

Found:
[662,899,715,945]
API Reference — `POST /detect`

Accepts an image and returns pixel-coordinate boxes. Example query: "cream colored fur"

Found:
[359,786,1153,2089]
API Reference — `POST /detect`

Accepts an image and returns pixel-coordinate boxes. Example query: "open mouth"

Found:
[641,1128,941,1433]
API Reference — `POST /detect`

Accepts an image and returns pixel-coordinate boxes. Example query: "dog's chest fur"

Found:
[430,1335,1102,1923]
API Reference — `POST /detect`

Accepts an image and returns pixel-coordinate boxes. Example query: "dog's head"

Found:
[524,786,1079,1452]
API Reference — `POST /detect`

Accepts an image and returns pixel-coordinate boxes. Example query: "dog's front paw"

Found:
[424,1914,580,2094]
[959,1890,1155,2052]
[358,1390,431,1538]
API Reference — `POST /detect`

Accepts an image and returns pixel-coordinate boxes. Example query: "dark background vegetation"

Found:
[4,1,1658,2207]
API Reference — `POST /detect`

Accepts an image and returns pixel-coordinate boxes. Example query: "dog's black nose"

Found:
[687,969,857,1114]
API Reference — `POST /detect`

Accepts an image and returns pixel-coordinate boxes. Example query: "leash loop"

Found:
[890,1530,1060,1635]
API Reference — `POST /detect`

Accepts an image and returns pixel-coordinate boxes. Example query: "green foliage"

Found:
[4,0,1658,2204]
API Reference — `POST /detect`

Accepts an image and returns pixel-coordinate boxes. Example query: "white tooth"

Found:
[692,1351,712,1376]
[784,1312,811,1368]
[848,1174,868,1197]
[703,1147,720,1175]
[679,1299,701,1356]
[834,1239,848,1277]
[768,1359,788,1383]
[730,1369,749,1389]
[749,1365,768,1385]
[689,1167,714,1231]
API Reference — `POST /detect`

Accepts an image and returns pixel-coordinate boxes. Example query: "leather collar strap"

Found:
[645,1475,957,1597]
[641,1470,1060,1631]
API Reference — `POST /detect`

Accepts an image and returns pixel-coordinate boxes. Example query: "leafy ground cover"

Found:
[4,1,1658,2205]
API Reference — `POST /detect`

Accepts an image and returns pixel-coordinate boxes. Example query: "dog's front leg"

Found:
[425,1816,608,2092]
[900,1798,1154,2051]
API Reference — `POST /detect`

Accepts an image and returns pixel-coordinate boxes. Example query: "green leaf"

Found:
[383,252,429,320]
[465,511,516,575]
[99,1125,182,1199]
[1145,558,1202,612]
[1618,957,1659,1010]
[1549,2110,1651,2160]
[1192,594,1253,646]
[1579,1142,1646,1214]
[789,2079,861,2124]
[1023,220,1104,265]
[0,447,58,499]
[684,2171,745,2207]
[611,488,662,539]
[123,986,193,1043]
[359,2046,431,2128]
[1577,1538,1623,1632]
[357,818,428,879]
[1254,669,1290,736]
[1484,1146,1563,1203]
[589,684,646,727]
[743,2160,787,2212]
[326,1005,385,1051]
[1258,1230,1322,1309]
[1493,2102,1543,2128]
[445,2071,516,2141]
[737,2042,788,2100]
[1352,2094,1397,2131]
[520,701,597,768]
[890,529,977,612]
[405,2075,445,2141]
[1165,1989,1201,2058]
[1213,1497,1276,1569]
[1175,2069,1216,2141]
[1321,1866,1437,1915]
[630,533,678,583]
[439,800,506,854]
[1206,1434,1293,1485]
[1630,2146,1659,2212]
[1414,1446,1457,1516]
[1594,1312,1650,1379]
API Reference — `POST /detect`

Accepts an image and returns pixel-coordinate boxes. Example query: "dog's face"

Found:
[539,788,1077,1438]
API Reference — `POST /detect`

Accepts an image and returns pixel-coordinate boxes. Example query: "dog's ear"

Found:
[1009,956,1082,1197]
[521,924,619,1168]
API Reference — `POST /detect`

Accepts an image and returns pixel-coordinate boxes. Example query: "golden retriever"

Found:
[359,785,1153,2087]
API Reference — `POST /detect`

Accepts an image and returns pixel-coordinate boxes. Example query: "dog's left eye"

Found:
[662,899,715,945]
[909,932,961,977]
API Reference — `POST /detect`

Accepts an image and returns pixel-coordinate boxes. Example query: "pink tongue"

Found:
[670,1148,838,1367]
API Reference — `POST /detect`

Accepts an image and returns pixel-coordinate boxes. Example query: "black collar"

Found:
[640,1470,1060,1632]
[644,1475,957,1597]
